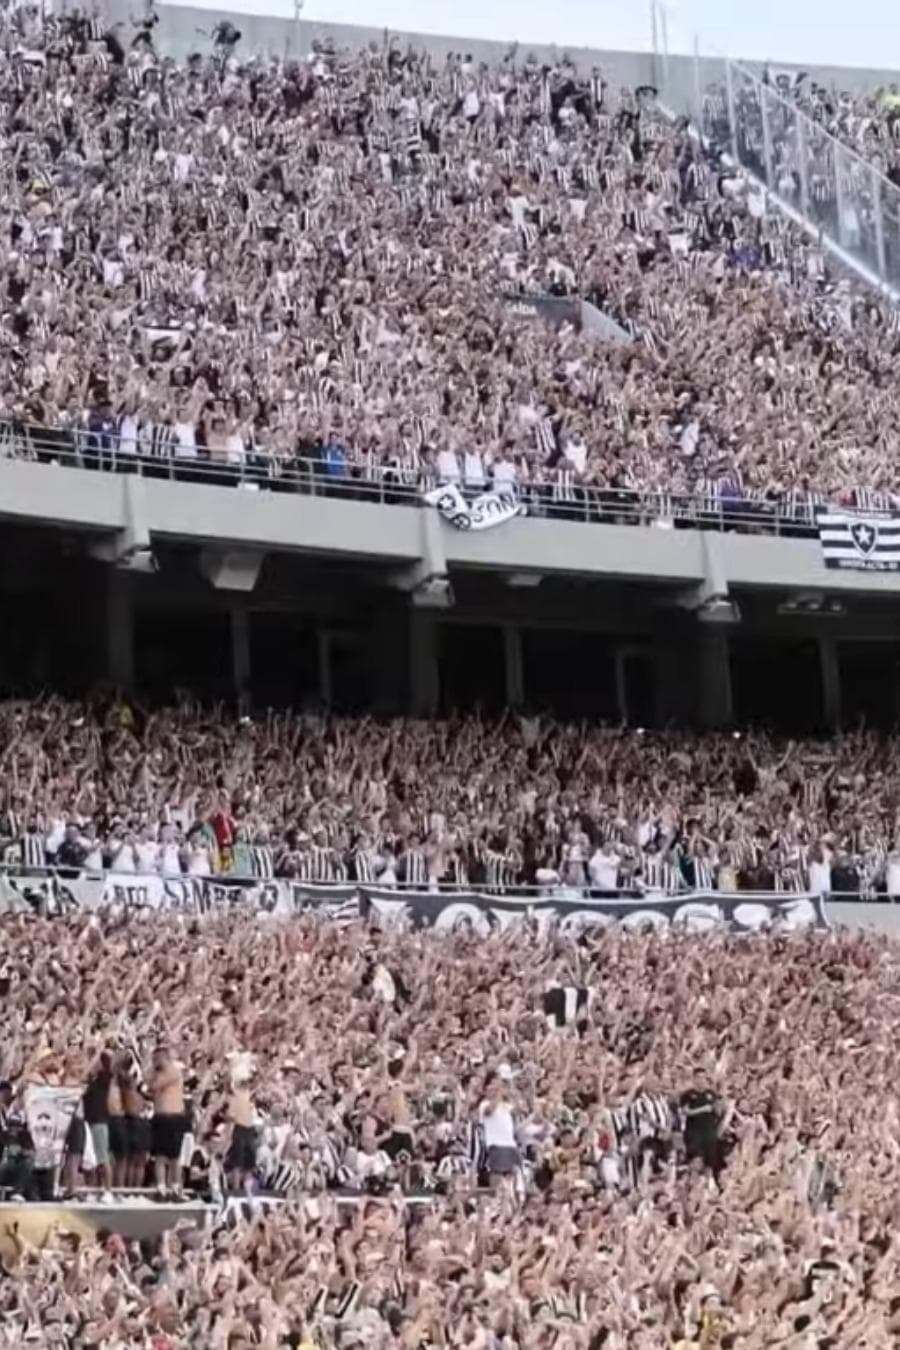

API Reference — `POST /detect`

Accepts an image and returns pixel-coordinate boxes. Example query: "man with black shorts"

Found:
[226,1075,258,1194]
[82,1050,113,1194]
[148,1046,185,1199]
[119,1053,151,1189]
[678,1087,732,1183]
[107,1055,129,1189]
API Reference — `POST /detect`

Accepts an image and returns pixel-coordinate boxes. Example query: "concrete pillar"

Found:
[819,635,841,729]
[409,611,439,716]
[106,568,134,691]
[231,607,251,712]
[697,627,733,728]
[503,624,524,708]
[318,629,333,708]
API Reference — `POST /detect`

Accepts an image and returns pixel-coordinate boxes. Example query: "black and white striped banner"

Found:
[818,512,900,571]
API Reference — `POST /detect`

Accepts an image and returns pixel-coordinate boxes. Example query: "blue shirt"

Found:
[322,444,347,478]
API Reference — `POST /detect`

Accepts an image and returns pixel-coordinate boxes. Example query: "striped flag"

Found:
[818,512,900,572]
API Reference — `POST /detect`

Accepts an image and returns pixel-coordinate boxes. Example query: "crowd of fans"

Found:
[4,5,900,1345]
[0,912,897,1345]
[0,7,899,521]
[1,695,899,898]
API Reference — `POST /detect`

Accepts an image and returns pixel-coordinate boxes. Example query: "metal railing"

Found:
[648,5,900,298]
[0,422,887,538]
[706,60,900,296]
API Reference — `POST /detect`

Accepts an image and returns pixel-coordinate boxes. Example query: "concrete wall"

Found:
[136,2,899,97]
[9,460,900,599]
[501,293,581,331]
[501,294,633,343]
[720,533,900,596]
[826,901,900,936]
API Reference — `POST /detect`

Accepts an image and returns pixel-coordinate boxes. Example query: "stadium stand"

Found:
[0,697,898,896]
[0,913,899,1345]
[0,5,899,518]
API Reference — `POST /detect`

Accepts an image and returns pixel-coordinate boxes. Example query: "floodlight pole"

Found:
[294,0,304,59]
[650,0,660,90]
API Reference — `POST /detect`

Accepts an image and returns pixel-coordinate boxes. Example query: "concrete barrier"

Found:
[825,900,900,936]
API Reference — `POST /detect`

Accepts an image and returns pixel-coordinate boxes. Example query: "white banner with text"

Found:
[0,869,830,932]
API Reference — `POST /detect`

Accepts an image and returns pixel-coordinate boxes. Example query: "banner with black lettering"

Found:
[0,869,829,932]
[51,873,359,920]
[423,483,526,531]
[359,889,829,934]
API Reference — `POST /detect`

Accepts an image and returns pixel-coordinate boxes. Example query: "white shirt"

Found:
[135,840,159,873]
[808,858,832,897]
[45,816,66,856]
[886,855,900,897]
[350,1148,392,1181]
[563,438,587,473]
[372,964,396,1005]
[109,840,136,874]
[479,1102,516,1148]
[436,448,461,482]
[159,842,182,874]
[589,848,620,891]
[118,414,139,456]
[463,450,485,487]
[535,866,561,896]
[378,856,398,888]
[174,421,197,459]
[188,844,211,877]
[83,843,103,871]
[508,194,528,228]
[224,432,245,467]
[680,420,700,457]
[102,258,124,289]
[565,839,586,864]
[599,1152,623,1188]
[160,842,182,877]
